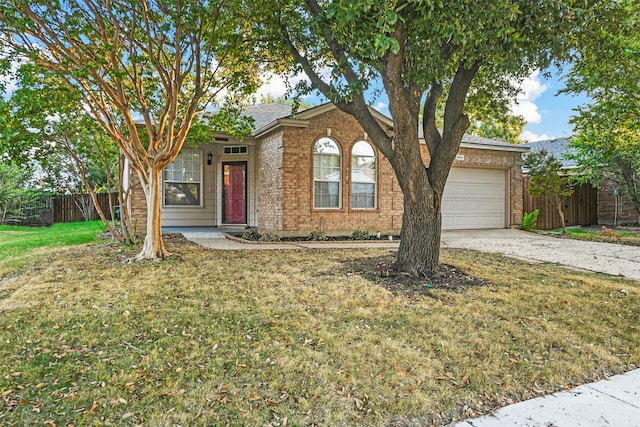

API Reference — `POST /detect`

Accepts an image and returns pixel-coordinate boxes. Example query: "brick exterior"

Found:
[129,171,148,234]
[257,107,525,236]
[597,180,640,225]
[131,106,526,235]
[257,131,285,232]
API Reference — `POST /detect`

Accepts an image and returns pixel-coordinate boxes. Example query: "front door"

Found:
[222,162,247,224]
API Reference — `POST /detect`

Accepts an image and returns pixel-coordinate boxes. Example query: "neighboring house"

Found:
[522,137,638,227]
[130,103,528,235]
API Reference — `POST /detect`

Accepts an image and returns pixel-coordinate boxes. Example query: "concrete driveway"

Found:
[442,229,640,281]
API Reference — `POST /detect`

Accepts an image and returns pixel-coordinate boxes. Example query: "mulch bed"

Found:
[344,254,490,297]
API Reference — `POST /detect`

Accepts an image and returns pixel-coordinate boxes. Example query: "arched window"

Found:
[351,141,376,209]
[313,138,341,208]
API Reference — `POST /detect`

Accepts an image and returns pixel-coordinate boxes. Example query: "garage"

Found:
[441,167,507,229]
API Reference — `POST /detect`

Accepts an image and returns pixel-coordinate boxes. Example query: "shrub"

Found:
[307,230,328,241]
[242,229,260,241]
[351,229,369,240]
[521,209,539,232]
[259,232,281,242]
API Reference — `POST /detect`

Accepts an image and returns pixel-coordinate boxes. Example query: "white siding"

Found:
[161,140,258,227]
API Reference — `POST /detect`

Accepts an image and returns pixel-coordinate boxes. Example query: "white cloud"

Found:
[374,101,388,114]
[520,130,551,143]
[510,70,549,124]
[255,72,310,101]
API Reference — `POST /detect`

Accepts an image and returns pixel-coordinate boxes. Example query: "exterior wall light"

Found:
[207,152,212,165]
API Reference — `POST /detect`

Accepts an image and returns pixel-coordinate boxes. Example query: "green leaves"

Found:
[562,0,640,213]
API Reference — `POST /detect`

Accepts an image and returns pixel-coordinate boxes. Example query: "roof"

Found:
[418,123,529,152]
[243,102,528,153]
[242,103,293,131]
[521,137,577,169]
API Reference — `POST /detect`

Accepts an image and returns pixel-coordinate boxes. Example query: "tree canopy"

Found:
[563,0,640,219]
[253,0,613,276]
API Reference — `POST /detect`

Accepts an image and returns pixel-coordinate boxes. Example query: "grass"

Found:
[0,237,639,426]
[543,226,640,246]
[0,221,106,276]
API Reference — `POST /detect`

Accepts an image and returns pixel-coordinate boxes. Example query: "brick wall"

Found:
[597,180,639,225]
[129,171,148,234]
[265,108,525,236]
[257,132,285,232]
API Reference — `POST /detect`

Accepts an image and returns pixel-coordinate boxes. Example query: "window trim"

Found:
[162,149,204,208]
[350,141,377,210]
[313,137,342,210]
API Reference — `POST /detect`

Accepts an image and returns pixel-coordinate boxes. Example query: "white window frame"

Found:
[162,149,203,207]
[313,138,342,209]
[351,141,377,209]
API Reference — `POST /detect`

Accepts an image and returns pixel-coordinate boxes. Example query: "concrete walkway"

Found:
[452,369,640,427]
[166,226,640,426]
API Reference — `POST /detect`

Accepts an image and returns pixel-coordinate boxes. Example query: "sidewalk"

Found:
[452,369,640,427]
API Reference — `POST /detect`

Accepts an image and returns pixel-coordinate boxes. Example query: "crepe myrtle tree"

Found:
[524,148,574,233]
[253,0,613,276]
[0,0,259,259]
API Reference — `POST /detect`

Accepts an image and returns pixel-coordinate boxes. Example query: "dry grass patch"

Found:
[1,236,639,426]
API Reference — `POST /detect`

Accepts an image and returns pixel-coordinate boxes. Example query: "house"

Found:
[522,137,638,227]
[130,103,529,235]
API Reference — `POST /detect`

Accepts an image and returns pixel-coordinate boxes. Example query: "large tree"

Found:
[0,0,258,259]
[563,0,640,220]
[255,0,611,276]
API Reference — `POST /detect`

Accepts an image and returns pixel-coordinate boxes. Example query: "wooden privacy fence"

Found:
[523,175,598,230]
[53,193,114,223]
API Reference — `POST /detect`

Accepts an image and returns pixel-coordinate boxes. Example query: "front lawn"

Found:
[1,237,638,426]
[0,221,106,276]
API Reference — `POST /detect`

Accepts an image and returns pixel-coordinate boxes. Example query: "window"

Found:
[313,138,341,208]
[163,150,202,206]
[223,145,248,154]
[351,141,376,209]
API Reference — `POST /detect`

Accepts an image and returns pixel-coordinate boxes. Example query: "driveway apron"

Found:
[441,229,640,281]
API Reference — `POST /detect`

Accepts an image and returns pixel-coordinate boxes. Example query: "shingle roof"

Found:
[418,123,528,151]
[521,137,577,169]
[243,103,527,152]
[242,103,292,131]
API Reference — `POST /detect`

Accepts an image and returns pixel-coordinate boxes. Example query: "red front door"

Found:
[222,162,247,224]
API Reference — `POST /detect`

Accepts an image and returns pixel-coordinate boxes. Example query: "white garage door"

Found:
[441,167,507,230]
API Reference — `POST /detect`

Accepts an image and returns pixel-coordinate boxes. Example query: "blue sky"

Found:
[257,67,590,143]
[518,70,589,142]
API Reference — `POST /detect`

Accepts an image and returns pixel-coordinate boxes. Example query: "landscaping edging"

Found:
[224,232,401,245]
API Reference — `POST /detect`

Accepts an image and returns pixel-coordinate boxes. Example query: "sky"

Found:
[256,68,590,143]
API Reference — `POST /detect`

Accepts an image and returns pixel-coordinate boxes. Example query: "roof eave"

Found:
[252,118,310,138]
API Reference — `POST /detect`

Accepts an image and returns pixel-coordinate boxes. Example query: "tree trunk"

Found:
[395,183,441,276]
[134,164,168,260]
[555,195,566,233]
